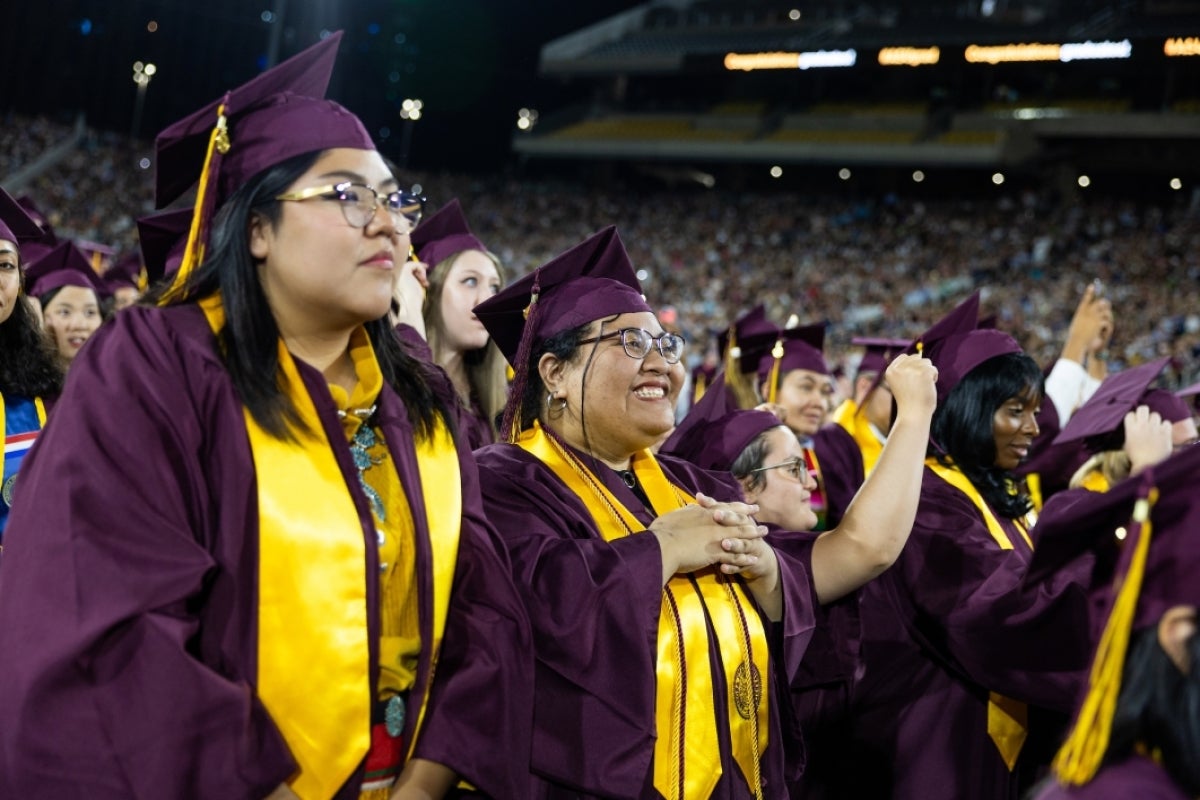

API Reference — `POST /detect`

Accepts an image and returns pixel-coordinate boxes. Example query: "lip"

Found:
[360,250,395,269]
[1008,444,1030,459]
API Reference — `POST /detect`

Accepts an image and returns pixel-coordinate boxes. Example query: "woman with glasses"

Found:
[469,226,916,799]
[0,35,531,800]
[400,199,506,449]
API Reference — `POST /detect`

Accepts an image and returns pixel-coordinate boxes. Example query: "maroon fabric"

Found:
[750,323,830,385]
[410,198,487,269]
[1053,357,1173,448]
[136,207,193,282]
[14,194,56,245]
[810,423,865,531]
[474,226,650,366]
[0,186,43,246]
[0,304,533,799]
[1030,756,1190,800]
[717,304,774,358]
[474,442,820,798]
[803,467,1100,799]
[852,336,910,376]
[24,240,109,298]
[659,374,781,471]
[103,252,144,291]
[154,32,373,208]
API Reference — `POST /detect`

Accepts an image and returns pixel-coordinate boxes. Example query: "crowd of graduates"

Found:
[1,32,1198,800]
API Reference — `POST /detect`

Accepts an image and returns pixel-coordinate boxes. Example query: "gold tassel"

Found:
[1052,486,1160,785]
[160,99,231,303]
[723,330,759,410]
[765,339,784,405]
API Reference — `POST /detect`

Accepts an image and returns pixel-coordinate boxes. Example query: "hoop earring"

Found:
[546,392,568,413]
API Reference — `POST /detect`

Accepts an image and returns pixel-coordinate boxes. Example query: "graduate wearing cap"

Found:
[103,251,146,311]
[718,304,776,410]
[0,187,63,542]
[13,194,58,266]
[742,323,837,529]
[660,356,940,799]
[473,226,830,798]
[1054,358,1185,494]
[0,34,532,800]
[405,198,505,450]
[816,336,910,529]
[818,293,1108,800]
[1026,444,1200,799]
[24,240,108,370]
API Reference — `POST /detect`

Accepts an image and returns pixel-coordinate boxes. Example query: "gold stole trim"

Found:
[199,298,461,797]
[1080,471,1110,494]
[517,423,769,799]
[924,457,1036,771]
[830,399,884,475]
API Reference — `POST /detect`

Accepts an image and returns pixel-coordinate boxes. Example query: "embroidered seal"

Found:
[733,661,763,720]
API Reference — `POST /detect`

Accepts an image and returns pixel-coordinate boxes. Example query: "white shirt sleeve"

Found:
[1044,358,1103,425]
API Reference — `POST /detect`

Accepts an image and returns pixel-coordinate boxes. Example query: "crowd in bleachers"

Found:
[5,113,1198,386]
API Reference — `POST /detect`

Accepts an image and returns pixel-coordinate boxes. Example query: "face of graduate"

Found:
[250,148,408,336]
[773,368,834,438]
[0,239,18,325]
[548,311,684,465]
[1172,417,1199,450]
[991,388,1040,470]
[111,286,141,312]
[741,425,819,531]
[435,249,500,353]
[42,285,102,363]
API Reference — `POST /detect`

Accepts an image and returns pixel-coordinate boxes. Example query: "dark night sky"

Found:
[1,1,642,172]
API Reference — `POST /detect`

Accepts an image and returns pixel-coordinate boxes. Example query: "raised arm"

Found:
[809,353,938,603]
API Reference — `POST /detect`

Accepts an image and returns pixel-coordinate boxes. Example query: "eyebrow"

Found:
[0,246,17,257]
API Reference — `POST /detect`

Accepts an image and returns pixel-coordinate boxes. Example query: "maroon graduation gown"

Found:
[805,466,1098,800]
[394,322,495,450]
[474,443,819,799]
[1030,757,1191,800]
[0,304,532,800]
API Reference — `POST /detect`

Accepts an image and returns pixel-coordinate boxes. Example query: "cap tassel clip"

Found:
[766,339,785,405]
[500,273,542,443]
[161,95,231,303]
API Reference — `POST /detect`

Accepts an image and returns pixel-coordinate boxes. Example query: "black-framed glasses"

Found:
[578,327,685,364]
[749,457,807,482]
[276,181,424,232]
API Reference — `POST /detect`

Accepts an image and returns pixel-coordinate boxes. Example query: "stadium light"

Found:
[400,98,423,121]
[838,168,851,181]
[1077,175,1091,188]
[912,170,925,183]
[770,166,783,178]
[399,98,423,169]
[992,172,1005,185]
[1170,178,1183,190]
[130,61,157,140]
[517,107,539,132]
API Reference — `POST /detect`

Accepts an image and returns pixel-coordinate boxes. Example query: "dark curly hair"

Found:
[0,295,64,399]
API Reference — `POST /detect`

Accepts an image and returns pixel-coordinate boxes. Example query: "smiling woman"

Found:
[0,33,531,800]
[23,241,108,370]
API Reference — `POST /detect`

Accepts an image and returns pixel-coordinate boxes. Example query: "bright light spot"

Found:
[261,10,275,23]
[1170,177,1183,190]
[400,98,424,120]
[912,170,925,183]
[144,63,156,76]
[636,269,650,282]
[133,61,143,72]
[788,9,801,20]
[770,165,783,178]
[138,158,151,170]
[1078,175,1091,188]
[517,117,531,130]
[147,20,158,32]
[1115,526,1127,541]
[992,172,1005,185]
[838,168,851,180]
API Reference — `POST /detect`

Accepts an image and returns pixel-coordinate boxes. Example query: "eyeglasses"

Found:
[577,328,686,364]
[275,181,424,232]
[749,457,808,482]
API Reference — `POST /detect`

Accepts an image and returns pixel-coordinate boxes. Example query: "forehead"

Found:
[782,368,831,386]
[44,285,100,308]
[601,310,662,332]
[0,239,17,257]
[765,425,803,458]
[447,249,499,279]
[305,147,394,185]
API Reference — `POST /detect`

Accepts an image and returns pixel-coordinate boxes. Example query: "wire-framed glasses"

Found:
[749,457,808,481]
[578,328,686,364]
[276,181,424,232]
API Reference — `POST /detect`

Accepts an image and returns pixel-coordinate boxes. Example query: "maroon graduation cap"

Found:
[410,198,487,269]
[852,336,911,376]
[1052,357,1179,452]
[659,373,782,471]
[0,187,46,252]
[24,241,109,299]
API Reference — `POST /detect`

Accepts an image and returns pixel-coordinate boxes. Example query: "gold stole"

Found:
[925,457,1037,772]
[1079,471,1110,494]
[517,422,769,800]
[830,398,884,475]
[199,298,461,798]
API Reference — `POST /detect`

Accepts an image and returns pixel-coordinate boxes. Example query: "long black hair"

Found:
[0,293,63,399]
[930,351,1043,518]
[145,150,448,441]
[1104,624,1200,794]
